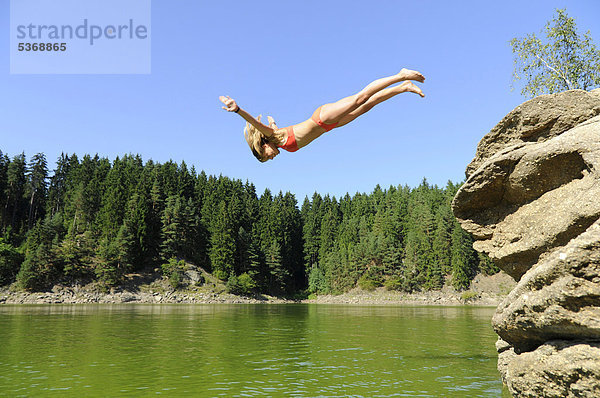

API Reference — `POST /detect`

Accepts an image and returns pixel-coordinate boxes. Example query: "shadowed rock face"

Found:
[452,89,600,397]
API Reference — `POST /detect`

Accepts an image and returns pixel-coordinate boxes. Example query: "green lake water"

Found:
[0,304,510,397]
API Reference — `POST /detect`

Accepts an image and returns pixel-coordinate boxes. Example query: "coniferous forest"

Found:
[0,151,499,295]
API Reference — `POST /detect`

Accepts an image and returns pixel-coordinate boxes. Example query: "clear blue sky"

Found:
[1,0,599,201]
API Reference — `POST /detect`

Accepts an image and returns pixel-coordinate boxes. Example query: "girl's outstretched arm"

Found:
[219,95,275,138]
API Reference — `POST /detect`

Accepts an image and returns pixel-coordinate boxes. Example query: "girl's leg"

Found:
[318,69,424,124]
[336,81,424,127]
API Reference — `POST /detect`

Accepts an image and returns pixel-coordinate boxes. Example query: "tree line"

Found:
[0,150,497,295]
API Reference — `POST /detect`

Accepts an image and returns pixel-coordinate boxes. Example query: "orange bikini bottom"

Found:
[311,106,339,132]
[278,106,339,152]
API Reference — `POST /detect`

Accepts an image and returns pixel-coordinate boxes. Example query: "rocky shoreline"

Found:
[306,289,505,306]
[0,272,514,306]
[0,286,291,305]
[0,289,505,306]
[0,270,515,306]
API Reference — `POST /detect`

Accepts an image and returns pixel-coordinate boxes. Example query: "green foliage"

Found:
[226,272,257,296]
[212,269,228,281]
[26,153,48,230]
[357,275,382,291]
[302,179,479,294]
[57,231,95,280]
[451,223,474,291]
[308,264,328,294]
[0,239,23,286]
[208,201,236,277]
[383,276,403,291]
[477,252,500,276]
[94,228,133,286]
[167,270,182,289]
[161,257,187,289]
[16,217,63,291]
[0,150,483,297]
[3,153,28,235]
[511,8,600,97]
[238,273,257,294]
[161,195,199,263]
[461,290,478,301]
[17,244,57,291]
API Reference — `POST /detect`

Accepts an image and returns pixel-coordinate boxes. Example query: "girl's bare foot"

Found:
[398,68,425,83]
[400,81,425,97]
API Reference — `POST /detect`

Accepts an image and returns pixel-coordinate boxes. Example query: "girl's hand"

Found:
[267,116,278,129]
[219,95,239,112]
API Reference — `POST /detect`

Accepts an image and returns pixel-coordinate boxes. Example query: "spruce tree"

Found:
[0,238,23,286]
[46,153,71,218]
[302,193,322,270]
[4,153,27,234]
[265,239,286,295]
[208,201,236,279]
[26,153,48,230]
[450,223,474,291]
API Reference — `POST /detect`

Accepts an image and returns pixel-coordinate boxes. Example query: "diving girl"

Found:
[220,68,425,162]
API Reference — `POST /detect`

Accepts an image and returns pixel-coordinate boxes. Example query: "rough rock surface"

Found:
[452,89,600,397]
[501,341,600,397]
[492,219,600,351]
[453,103,600,280]
[466,89,600,177]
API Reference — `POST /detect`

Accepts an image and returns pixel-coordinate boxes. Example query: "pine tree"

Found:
[318,197,339,265]
[0,151,9,230]
[279,192,305,291]
[26,153,48,230]
[146,170,165,263]
[160,195,199,262]
[95,225,133,286]
[178,161,195,199]
[122,190,150,268]
[246,239,263,286]
[208,201,236,279]
[431,205,452,277]
[63,154,109,236]
[0,238,23,286]
[404,198,434,290]
[57,230,94,281]
[16,216,62,290]
[46,153,72,218]
[450,223,474,291]
[3,153,27,234]
[308,263,327,293]
[265,239,287,295]
[302,193,322,270]
[96,157,128,239]
[477,252,500,275]
[17,243,55,291]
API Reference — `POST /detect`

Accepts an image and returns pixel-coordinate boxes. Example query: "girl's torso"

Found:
[276,118,326,150]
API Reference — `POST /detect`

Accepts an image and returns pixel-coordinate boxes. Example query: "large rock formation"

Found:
[452,89,600,397]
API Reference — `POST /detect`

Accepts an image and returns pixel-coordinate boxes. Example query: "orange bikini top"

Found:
[278,126,299,152]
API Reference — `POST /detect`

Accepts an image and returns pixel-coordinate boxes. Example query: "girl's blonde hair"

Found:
[244,115,271,162]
